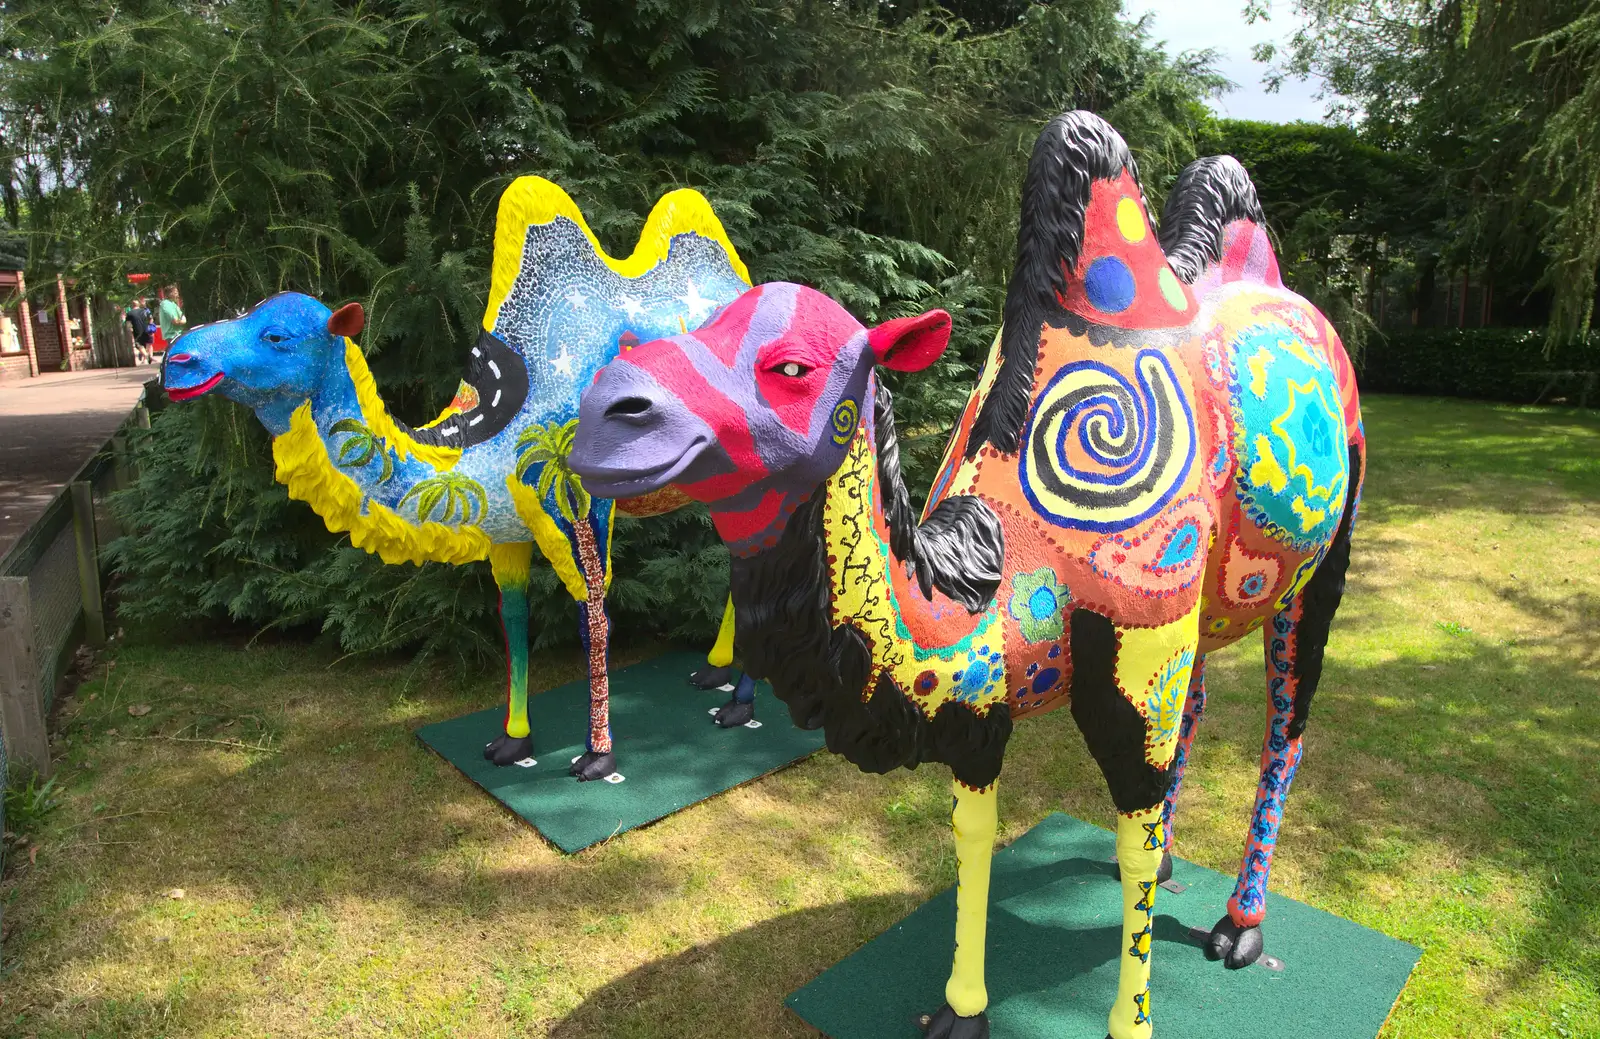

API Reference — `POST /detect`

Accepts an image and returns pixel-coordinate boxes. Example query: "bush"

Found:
[1357,327,1600,405]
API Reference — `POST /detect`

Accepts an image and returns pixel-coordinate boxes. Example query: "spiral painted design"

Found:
[1020,351,1196,532]
[830,397,859,445]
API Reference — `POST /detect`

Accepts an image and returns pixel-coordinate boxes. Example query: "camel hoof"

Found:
[916,1004,988,1038]
[713,698,755,728]
[483,733,535,766]
[689,665,733,689]
[1205,914,1264,969]
[1112,849,1173,885]
[569,750,617,782]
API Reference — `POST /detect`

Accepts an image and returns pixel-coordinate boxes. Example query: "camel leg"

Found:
[919,779,997,1039]
[1070,606,1199,1039]
[1157,656,1209,876]
[569,510,617,781]
[1208,448,1359,969]
[690,595,737,689]
[484,543,536,766]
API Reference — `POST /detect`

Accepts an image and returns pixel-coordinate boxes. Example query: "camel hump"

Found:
[971,110,1196,457]
[1159,155,1281,288]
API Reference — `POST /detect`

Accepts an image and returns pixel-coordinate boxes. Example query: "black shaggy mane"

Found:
[1158,155,1267,284]
[969,110,1144,458]
[872,383,1003,612]
[729,470,1012,788]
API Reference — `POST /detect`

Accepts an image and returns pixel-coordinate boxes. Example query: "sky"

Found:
[1123,0,1331,123]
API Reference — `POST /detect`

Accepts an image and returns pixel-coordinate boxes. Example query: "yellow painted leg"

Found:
[1109,805,1164,1039]
[707,594,736,668]
[1113,810,1164,1037]
[945,779,998,1018]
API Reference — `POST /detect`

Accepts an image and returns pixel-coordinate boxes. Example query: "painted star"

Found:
[564,288,588,311]
[619,294,646,319]
[551,345,576,378]
[679,280,714,320]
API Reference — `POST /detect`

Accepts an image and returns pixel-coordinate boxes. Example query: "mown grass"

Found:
[2,394,1598,1038]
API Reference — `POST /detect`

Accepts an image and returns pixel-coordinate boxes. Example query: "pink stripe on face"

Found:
[620,337,768,500]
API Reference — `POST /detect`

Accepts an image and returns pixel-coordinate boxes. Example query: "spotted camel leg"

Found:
[484,543,536,766]
[570,507,617,781]
[1071,606,1200,1039]
[1208,447,1360,969]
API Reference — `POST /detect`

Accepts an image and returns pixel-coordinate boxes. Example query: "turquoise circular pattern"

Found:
[1229,324,1348,550]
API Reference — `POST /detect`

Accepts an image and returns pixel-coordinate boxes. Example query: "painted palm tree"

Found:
[517,418,615,753]
[162,177,750,781]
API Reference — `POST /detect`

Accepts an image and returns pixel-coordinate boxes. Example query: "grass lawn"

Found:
[2,393,1598,1038]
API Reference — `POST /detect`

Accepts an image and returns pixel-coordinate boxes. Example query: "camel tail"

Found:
[1158,155,1280,288]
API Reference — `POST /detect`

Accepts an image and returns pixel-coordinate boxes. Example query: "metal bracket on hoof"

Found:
[514,757,537,768]
[743,719,762,729]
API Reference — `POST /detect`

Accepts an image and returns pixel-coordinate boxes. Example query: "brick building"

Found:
[0,271,135,381]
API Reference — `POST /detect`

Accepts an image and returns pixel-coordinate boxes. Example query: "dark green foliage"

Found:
[14,0,1224,662]
[1275,0,1600,348]
[1198,120,1436,359]
[1359,327,1600,404]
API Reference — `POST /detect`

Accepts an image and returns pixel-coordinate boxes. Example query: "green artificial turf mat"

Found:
[788,812,1420,1039]
[416,652,823,853]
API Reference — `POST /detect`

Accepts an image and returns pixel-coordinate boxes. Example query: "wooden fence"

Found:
[1,382,156,889]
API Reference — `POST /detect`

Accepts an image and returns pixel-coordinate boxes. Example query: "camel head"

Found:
[162,293,365,434]
[570,281,950,553]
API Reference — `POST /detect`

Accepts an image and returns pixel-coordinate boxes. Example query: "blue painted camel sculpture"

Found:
[162,179,752,780]
[571,112,1365,1036]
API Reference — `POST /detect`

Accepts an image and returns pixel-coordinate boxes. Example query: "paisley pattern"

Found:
[1020,350,1196,533]
[1230,325,1348,550]
[1087,493,1212,600]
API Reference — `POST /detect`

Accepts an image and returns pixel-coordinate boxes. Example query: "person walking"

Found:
[124,297,154,364]
[152,291,185,360]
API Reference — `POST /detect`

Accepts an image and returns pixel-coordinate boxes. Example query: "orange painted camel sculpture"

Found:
[571,111,1365,1038]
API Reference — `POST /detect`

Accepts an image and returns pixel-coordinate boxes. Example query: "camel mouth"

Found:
[165,371,225,401]
[572,437,712,500]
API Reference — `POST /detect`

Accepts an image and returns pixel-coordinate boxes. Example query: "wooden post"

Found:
[111,434,131,491]
[78,294,96,365]
[16,272,38,377]
[0,577,52,777]
[71,481,106,647]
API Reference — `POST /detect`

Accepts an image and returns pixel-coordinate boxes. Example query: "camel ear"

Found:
[327,302,365,339]
[867,309,951,372]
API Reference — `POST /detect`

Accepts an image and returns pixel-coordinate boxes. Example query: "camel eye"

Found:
[777,361,809,378]
[262,329,292,345]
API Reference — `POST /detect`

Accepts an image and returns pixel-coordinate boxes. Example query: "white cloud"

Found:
[1124,0,1333,123]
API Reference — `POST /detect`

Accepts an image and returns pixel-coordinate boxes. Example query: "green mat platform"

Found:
[416,652,824,853]
[788,813,1419,1039]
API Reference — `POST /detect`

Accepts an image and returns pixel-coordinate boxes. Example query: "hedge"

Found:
[1357,327,1600,405]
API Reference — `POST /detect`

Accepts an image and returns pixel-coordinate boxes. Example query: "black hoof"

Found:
[916,1004,989,1039]
[569,750,617,782]
[689,664,733,689]
[1204,913,1264,969]
[713,698,755,728]
[483,733,535,766]
[1112,850,1173,885]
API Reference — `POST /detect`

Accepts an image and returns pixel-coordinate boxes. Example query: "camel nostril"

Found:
[168,352,193,363]
[604,395,655,421]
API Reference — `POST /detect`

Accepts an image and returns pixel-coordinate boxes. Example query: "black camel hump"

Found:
[1159,155,1267,284]
[968,110,1144,459]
